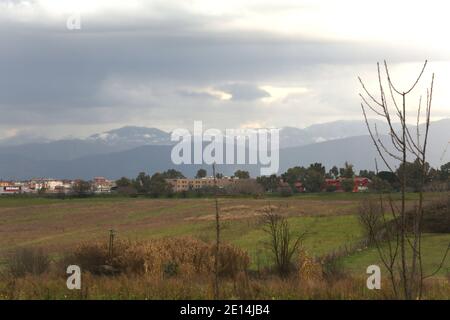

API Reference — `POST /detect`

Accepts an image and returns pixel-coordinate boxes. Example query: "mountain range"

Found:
[0,119,449,180]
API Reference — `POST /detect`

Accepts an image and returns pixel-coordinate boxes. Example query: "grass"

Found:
[0,192,448,299]
[0,195,361,254]
[341,233,450,277]
[268,192,432,201]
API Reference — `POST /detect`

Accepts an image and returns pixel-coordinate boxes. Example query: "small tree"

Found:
[233,170,250,179]
[339,162,355,178]
[161,169,186,179]
[397,159,430,192]
[377,171,400,191]
[359,169,376,179]
[303,167,325,192]
[358,60,449,299]
[149,173,171,197]
[195,169,207,178]
[215,173,224,179]
[134,172,151,193]
[116,177,132,187]
[72,180,92,197]
[262,205,307,276]
[329,166,339,179]
[369,176,393,193]
[439,162,450,181]
[341,178,354,192]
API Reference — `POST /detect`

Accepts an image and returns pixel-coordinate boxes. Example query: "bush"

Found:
[278,185,293,197]
[414,196,450,233]
[65,241,117,274]
[358,197,385,244]
[163,261,179,278]
[116,186,138,196]
[262,208,307,276]
[369,177,393,193]
[320,252,348,282]
[7,248,50,278]
[213,244,250,278]
[298,249,322,283]
[341,179,354,192]
[225,180,264,196]
[66,237,249,279]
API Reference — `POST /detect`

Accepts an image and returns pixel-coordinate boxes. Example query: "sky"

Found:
[1,0,450,140]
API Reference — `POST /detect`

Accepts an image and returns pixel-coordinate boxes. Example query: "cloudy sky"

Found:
[1,0,450,140]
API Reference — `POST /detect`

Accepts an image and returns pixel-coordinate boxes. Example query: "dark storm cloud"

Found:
[0,2,445,130]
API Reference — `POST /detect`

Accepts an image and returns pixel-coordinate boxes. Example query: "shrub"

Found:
[213,244,250,278]
[413,195,450,233]
[358,197,385,244]
[225,180,264,196]
[163,261,179,278]
[66,237,249,279]
[262,208,307,277]
[341,178,354,192]
[320,252,348,282]
[369,177,393,193]
[68,242,110,274]
[116,186,138,196]
[7,247,50,278]
[298,249,322,283]
[278,185,293,197]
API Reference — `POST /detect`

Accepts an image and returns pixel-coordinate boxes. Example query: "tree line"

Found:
[113,160,450,197]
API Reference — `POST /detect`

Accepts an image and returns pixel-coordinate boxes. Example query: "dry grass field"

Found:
[0,196,359,256]
[0,193,448,299]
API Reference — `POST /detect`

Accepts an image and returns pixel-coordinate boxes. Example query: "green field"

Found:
[1,193,448,277]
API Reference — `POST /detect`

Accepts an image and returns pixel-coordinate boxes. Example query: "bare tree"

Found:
[262,204,307,277]
[359,60,449,299]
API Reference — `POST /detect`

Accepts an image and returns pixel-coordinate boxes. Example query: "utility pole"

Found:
[212,163,220,299]
[109,229,116,261]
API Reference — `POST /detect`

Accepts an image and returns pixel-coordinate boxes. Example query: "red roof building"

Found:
[324,177,371,192]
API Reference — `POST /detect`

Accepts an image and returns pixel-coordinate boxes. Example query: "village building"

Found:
[166,177,239,192]
[324,177,371,192]
[92,177,114,193]
[0,181,22,194]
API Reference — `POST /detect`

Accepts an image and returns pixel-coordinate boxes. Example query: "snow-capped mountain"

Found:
[87,126,172,147]
[0,119,448,179]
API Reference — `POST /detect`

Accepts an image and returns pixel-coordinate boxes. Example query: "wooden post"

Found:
[109,229,115,261]
[213,163,220,299]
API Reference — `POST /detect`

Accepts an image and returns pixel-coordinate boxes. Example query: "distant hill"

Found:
[87,126,172,146]
[0,119,448,179]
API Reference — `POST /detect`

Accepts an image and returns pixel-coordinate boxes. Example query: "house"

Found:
[27,179,46,193]
[324,177,371,192]
[92,177,114,193]
[353,177,371,192]
[325,178,343,192]
[0,181,13,187]
[40,179,65,192]
[166,177,239,192]
[27,178,72,193]
[0,181,22,194]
